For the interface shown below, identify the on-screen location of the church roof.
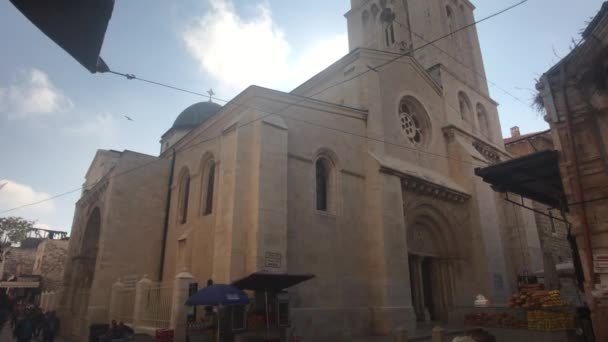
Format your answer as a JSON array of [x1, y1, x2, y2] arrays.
[[172, 101, 222, 130]]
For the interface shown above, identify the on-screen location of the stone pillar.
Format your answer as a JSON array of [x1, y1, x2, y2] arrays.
[[40, 292, 47, 311], [170, 270, 195, 342], [431, 326, 444, 342], [365, 170, 415, 335], [134, 275, 153, 329], [108, 279, 125, 322], [47, 291, 55, 311]]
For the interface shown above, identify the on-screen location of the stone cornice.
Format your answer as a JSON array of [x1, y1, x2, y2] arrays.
[[380, 166, 470, 203], [472, 140, 501, 164], [443, 124, 509, 163]]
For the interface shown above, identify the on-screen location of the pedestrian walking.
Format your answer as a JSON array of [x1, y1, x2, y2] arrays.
[[42, 311, 60, 342], [14, 313, 34, 342]]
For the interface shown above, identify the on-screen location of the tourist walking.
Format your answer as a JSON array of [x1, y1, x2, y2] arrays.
[[42, 311, 60, 342], [13, 313, 34, 342]]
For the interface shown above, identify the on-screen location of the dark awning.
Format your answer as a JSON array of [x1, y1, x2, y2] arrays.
[[474, 150, 566, 209], [10, 0, 115, 73], [231, 272, 315, 292]]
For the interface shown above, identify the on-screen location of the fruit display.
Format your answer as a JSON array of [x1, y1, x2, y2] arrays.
[[508, 289, 568, 308], [527, 309, 575, 332], [466, 289, 575, 332], [540, 290, 565, 307]]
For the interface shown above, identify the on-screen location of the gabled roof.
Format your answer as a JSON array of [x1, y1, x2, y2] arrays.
[[504, 129, 551, 145]]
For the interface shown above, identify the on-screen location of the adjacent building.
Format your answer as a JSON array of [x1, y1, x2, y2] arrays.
[[536, 2, 608, 339]]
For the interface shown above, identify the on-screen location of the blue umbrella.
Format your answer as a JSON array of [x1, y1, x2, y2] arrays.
[[185, 284, 249, 306], [186, 284, 249, 342]]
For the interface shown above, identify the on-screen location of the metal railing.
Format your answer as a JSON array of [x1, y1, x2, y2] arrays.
[[114, 286, 136, 324], [139, 283, 173, 328]]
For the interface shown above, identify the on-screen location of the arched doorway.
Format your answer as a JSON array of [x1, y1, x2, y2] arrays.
[[406, 205, 455, 323], [68, 208, 101, 316], [80, 207, 101, 288]]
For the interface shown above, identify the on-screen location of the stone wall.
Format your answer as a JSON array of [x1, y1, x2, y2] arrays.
[[33, 240, 69, 291], [532, 202, 572, 265], [2, 247, 37, 279]]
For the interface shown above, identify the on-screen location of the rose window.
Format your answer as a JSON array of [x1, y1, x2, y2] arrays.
[[399, 102, 423, 146]]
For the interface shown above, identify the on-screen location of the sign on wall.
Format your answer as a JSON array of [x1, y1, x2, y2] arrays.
[[264, 252, 282, 269]]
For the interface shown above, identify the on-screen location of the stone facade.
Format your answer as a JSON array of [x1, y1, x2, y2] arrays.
[[32, 239, 69, 291], [537, 2, 608, 339], [60, 1, 543, 340], [1, 246, 37, 279]]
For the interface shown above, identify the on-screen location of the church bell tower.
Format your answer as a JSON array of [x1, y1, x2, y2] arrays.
[[346, 0, 415, 54], [346, 0, 488, 95]]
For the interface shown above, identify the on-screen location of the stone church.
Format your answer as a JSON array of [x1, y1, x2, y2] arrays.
[[60, 0, 543, 340]]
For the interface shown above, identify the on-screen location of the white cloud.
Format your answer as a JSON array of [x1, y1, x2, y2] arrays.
[[0, 68, 73, 119], [0, 179, 54, 215], [65, 113, 120, 146], [182, 0, 348, 93]]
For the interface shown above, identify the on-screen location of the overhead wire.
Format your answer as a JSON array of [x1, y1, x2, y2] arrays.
[[392, 17, 533, 108], [0, 0, 529, 214]]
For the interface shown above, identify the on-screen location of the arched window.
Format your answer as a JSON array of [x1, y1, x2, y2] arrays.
[[385, 22, 396, 47], [315, 157, 335, 212], [202, 160, 216, 215], [362, 10, 370, 27], [458, 92, 472, 123], [446, 5, 457, 37], [477, 103, 489, 137], [178, 169, 190, 224], [371, 4, 380, 22]]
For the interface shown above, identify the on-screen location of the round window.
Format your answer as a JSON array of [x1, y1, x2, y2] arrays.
[[398, 97, 429, 147]]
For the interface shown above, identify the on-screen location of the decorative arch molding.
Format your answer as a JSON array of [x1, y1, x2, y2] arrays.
[[403, 201, 462, 258]]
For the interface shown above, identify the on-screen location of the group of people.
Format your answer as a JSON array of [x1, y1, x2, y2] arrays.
[[0, 294, 60, 342], [100, 320, 134, 342], [12, 307, 60, 342]]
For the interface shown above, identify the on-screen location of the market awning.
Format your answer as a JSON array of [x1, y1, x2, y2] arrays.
[[474, 150, 566, 209], [231, 272, 315, 292], [9, 0, 115, 73], [0, 281, 40, 289]]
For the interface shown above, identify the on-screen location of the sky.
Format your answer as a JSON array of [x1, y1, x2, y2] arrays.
[[0, 0, 604, 232]]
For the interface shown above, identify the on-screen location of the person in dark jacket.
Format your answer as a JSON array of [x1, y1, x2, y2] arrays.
[[42, 311, 60, 342], [14, 313, 34, 342]]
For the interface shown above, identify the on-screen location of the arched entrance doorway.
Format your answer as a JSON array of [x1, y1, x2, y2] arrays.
[[406, 205, 455, 323], [79, 207, 101, 289], [67, 207, 101, 334]]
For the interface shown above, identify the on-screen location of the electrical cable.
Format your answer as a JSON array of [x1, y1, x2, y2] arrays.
[[0, 0, 529, 214], [392, 17, 533, 108]]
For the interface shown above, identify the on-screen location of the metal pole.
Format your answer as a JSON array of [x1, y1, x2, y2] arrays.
[[217, 305, 221, 342], [265, 290, 270, 339]]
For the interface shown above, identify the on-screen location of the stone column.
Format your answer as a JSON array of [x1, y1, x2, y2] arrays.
[[108, 279, 125, 322], [431, 326, 444, 342], [40, 292, 48, 311], [134, 275, 153, 329], [170, 269, 195, 342], [48, 291, 56, 311]]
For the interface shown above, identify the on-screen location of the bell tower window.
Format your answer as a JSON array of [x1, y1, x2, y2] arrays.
[[385, 23, 396, 47]]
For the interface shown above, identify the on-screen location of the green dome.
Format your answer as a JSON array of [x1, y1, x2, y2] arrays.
[[172, 101, 222, 129]]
